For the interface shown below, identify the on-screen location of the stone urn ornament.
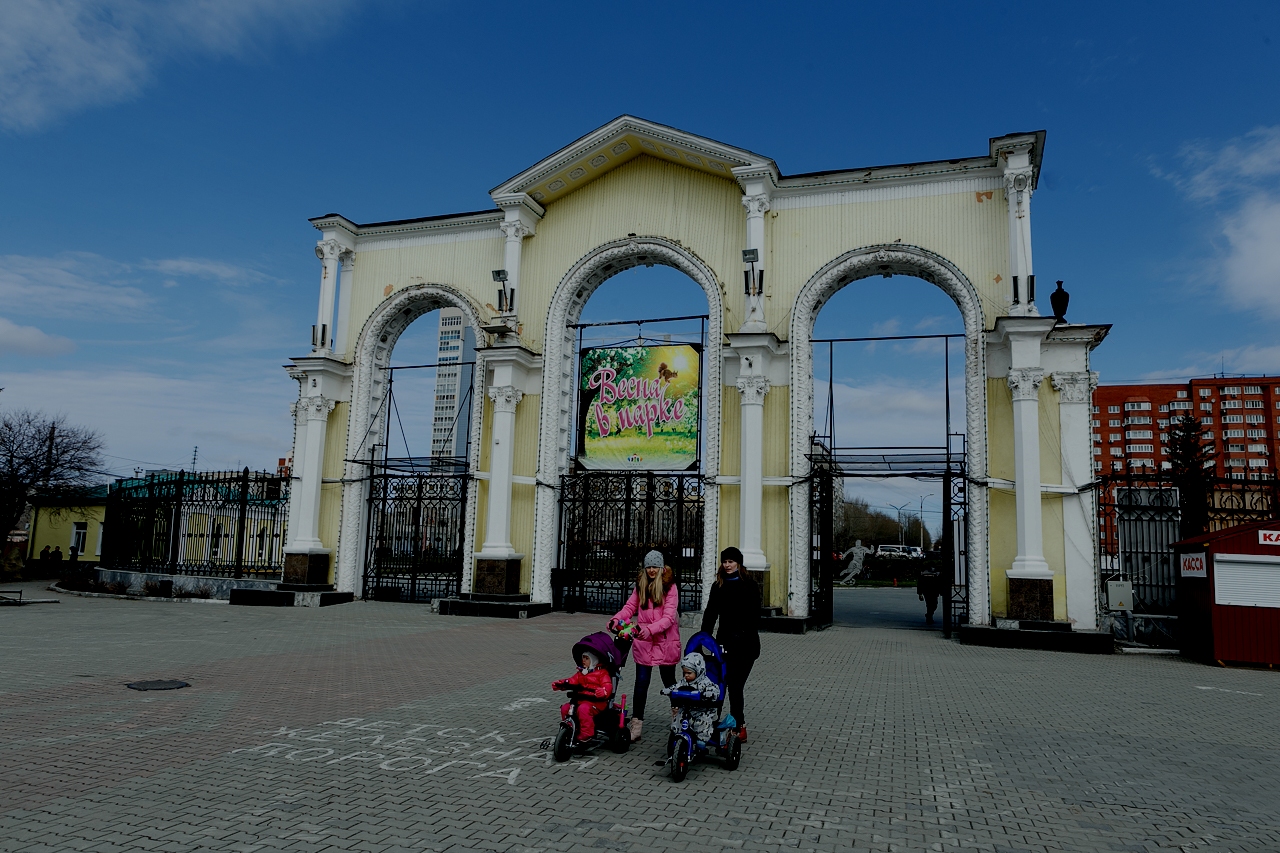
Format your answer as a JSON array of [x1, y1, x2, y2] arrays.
[[1050, 280, 1069, 323]]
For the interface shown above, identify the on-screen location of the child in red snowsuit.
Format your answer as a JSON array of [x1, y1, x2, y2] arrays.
[[553, 651, 613, 739]]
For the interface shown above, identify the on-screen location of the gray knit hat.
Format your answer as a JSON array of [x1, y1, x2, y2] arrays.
[[643, 549, 664, 569]]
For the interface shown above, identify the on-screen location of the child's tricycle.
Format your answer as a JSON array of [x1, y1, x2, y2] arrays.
[[664, 632, 742, 781], [545, 631, 632, 761]]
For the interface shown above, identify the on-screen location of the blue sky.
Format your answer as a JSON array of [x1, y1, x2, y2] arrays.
[[1, 1, 1278, 491]]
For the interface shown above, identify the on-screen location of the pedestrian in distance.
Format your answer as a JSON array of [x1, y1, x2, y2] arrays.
[[609, 549, 681, 743], [917, 567, 942, 625], [51, 546, 63, 562], [700, 546, 760, 742], [39, 545, 50, 561]]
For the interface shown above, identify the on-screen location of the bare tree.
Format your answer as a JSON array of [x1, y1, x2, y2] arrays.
[[0, 409, 105, 543]]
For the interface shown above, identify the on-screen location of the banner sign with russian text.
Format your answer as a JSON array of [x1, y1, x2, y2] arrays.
[[577, 344, 700, 470]]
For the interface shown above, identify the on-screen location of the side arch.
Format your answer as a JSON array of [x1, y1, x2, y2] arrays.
[[788, 244, 990, 624], [530, 236, 725, 605], [335, 284, 488, 596]]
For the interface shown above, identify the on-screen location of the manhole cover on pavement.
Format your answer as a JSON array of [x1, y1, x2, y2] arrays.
[[126, 680, 189, 691]]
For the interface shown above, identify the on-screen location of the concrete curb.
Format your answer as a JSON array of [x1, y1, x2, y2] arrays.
[[48, 583, 229, 605]]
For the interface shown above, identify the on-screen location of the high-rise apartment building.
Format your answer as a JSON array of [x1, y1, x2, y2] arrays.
[[430, 308, 476, 458], [1091, 378, 1277, 481]]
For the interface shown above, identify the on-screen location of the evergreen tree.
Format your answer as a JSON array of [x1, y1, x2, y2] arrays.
[[1166, 414, 1215, 539]]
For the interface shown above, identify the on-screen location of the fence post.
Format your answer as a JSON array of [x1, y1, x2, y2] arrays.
[[942, 466, 953, 638], [233, 467, 250, 580], [168, 470, 185, 573]]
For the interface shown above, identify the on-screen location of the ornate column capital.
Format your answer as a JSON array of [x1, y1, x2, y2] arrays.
[[1004, 168, 1035, 208], [301, 394, 337, 422], [1050, 371, 1096, 404], [488, 384, 524, 414], [315, 238, 343, 262], [741, 193, 771, 217], [1007, 368, 1044, 402], [499, 220, 535, 242], [736, 374, 771, 405], [338, 248, 355, 271]]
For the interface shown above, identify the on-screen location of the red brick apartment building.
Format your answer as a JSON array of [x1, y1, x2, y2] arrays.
[[1091, 378, 1278, 481]]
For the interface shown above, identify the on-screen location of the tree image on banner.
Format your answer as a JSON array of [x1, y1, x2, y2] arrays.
[[578, 345, 699, 470]]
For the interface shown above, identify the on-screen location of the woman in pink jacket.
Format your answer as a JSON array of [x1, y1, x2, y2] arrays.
[[609, 549, 681, 742]]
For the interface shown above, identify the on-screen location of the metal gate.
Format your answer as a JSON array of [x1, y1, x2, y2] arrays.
[[556, 471, 704, 613], [808, 444, 969, 635], [363, 461, 468, 602], [101, 468, 288, 578]]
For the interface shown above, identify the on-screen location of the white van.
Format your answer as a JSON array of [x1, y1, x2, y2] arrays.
[[877, 545, 909, 558]]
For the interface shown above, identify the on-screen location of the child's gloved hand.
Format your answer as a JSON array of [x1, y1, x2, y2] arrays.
[[659, 686, 672, 696], [632, 625, 646, 640], [595, 687, 609, 698], [607, 618, 620, 632]]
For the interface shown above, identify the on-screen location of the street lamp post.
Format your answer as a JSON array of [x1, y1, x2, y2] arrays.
[[919, 494, 934, 549], [888, 502, 911, 548]]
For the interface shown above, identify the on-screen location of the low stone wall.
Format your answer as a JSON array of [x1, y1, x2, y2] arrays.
[[92, 568, 278, 601]]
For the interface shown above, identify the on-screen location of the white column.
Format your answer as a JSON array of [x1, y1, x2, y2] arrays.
[[1003, 144, 1038, 316], [287, 392, 335, 552], [741, 193, 769, 333], [285, 397, 307, 544], [499, 221, 532, 315], [737, 374, 770, 570], [314, 239, 341, 349], [478, 384, 523, 558], [1007, 367, 1051, 579], [1054, 370, 1099, 629], [333, 249, 355, 355]]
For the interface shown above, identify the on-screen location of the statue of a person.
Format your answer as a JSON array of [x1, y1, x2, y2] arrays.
[[839, 540, 872, 583]]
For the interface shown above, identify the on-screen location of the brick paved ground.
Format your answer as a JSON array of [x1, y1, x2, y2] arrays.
[[2, 581, 1279, 852]]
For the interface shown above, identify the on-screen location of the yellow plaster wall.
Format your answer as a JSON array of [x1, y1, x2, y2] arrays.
[[28, 505, 106, 561], [342, 236, 503, 362], [769, 188, 1009, 335], [985, 378, 1068, 618], [519, 155, 745, 351]]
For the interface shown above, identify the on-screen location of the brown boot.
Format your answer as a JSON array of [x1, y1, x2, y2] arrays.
[[627, 718, 643, 742]]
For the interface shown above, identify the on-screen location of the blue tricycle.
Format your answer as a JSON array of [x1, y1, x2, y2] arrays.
[[664, 632, 743, 781]]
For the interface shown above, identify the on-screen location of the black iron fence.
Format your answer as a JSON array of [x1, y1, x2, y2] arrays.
[[101, 469, 288, 578], [1098, 473, 1279, 616], [363, 464, 468, 602], [556, 471, 704, 613]]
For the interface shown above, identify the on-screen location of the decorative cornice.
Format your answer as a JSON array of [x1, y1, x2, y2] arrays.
[[488, 385, 524, 413], [736, 374, 771, 405], [1008, 367, 1045, 402]]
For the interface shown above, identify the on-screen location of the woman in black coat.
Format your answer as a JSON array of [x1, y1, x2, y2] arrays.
[[700, 546, 760, 742]]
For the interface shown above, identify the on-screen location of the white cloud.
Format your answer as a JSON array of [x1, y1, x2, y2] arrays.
[[0, 252, 150, 319], [144, 257, 273, 285], [1220, 196, 1280, 315], [0, 365, 295, 473], [815, 377, 966, 448], [0, 315, 75, 356], [1162, 126, 1280, 318], [0, 0, 352, 132]]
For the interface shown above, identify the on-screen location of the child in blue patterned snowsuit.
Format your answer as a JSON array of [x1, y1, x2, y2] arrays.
[[661, 651, 720, 742]]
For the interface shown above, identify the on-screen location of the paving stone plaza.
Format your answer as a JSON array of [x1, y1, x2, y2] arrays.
[[3, 585, 1279, 853]]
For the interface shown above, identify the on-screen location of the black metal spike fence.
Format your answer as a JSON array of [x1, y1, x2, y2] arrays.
[[101, 468, 289, 579], [556, 471, 705, 614], [1097, 472, 1279, 616]]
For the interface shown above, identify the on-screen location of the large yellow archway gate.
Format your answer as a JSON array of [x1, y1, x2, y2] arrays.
[[284, 116, 1107, 629]]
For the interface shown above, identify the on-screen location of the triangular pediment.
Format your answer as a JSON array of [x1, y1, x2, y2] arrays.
[[490, 115, 776, 206]]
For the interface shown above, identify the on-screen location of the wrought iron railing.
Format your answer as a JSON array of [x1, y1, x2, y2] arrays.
[[363, 464, 468, 602], [101, 469, 288, 578], [1097, 473, 1279, 617], [556, 471, 704, 614]]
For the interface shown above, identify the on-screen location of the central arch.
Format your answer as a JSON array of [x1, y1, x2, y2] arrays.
[[789, 244, 991, 624], [531, 236, 725, 605]]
